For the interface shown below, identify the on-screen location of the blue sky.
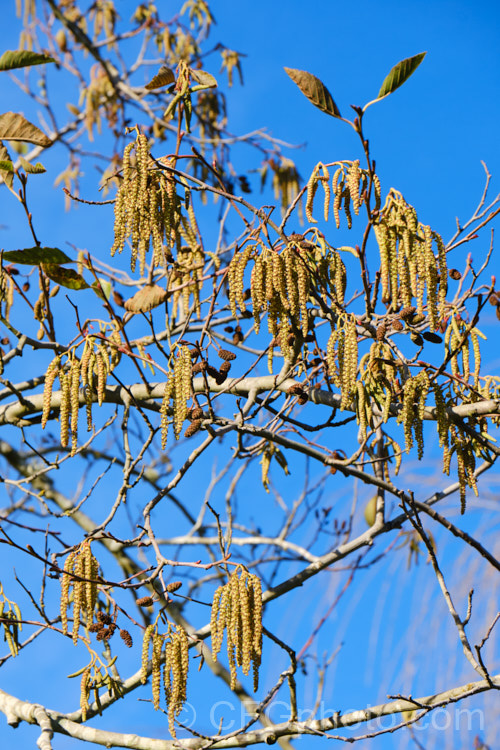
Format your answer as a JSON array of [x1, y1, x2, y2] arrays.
[[0, 2, 499, 749]]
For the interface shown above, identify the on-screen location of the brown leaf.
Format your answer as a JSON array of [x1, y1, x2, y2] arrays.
[[0, 112, 51, 147], [124, 284, 168, 313], [144, 66, 176, 90], [284, 68, 341, 118], [189, 69, 217, 88]]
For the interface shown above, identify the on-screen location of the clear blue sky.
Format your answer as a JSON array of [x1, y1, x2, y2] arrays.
[[0, 2, 499, 749]]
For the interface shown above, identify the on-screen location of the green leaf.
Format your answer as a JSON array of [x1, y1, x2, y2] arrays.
[[189, 68, 217, 88], [91, 278, 112, 300], [18, 156, 46, 174], [0, 112, 52, 147], [3, 247, 72, 264], [0, 159, 14, 172], [284, 67, 341, 118], [377, 52, 426, 99], [41, 264, 89, 290], [144, 65, 176, 90], [0, 50, 55, 72]]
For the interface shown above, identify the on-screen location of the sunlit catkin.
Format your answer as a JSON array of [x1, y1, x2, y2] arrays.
[[70, 355, 81, 456], [140, 624, 155, 684], [60, 543, 99, 644], [163, 624, 189, 737], [151, 632, 163, 710], [211, 567, 263, 691], [59, 369, 71, 448], [72, 552, 84, 645], [61, 549, 77, 635], [42, 356, 60, 429], [80, 668, 91, 722]]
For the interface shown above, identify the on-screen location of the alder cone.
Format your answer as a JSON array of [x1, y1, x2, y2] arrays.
[[166, 581, 182, 593], [184, 419, 202, 437], [120, 629, 133, 647], [136, 596, 154, 607], [218, 349, 236, 361]]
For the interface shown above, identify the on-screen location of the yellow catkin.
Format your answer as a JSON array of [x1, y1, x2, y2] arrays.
[[296, 254, 310, 338], [387, 229, 398, 306], [332, 168, 343, 229], [227, 252, 240, 318], [272, 252, 288, 311], [211, 585, 224, 660], [322, 173, 331, 221], [471, 329, 481, 389], [70, 355, 81, 456], [374, 190, 447, 321], [251, 254, 264, 333], [72, 552, 85, 645], [94, 350, 107, 406], [348, 160, 361, 214], [230, 569, 242, 668], [160, 373, 174, 449], [326, 329, 339, 387], [235, 245, 254, 313], [86, 350, 96, 394], [210, 569, 263, 693], [163, 625, 189, 736], [238, 572, 252, 675], [59, 369, 71, 448], [42, 356, 60, 429], [423, 224, 438, 330], [83, 542, 98, 624], [60, 544, 99, 644], [249, 573, 262, 656], [80, 668, 91, 722], [151, 632, 163, 711], [172, 346, 192, 439], [374, 224, 390, 304], [433, 231, 448, 317], [61, 549, 77, 635], [339, 316, 358, 410], [305, 168, 319, 223], [141, 624, 155, 684], [461, 331, 471, 384], [356, 380, 368, 437]]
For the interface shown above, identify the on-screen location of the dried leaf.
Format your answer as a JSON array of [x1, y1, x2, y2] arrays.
[[0, 112, 52, 147], [124, 284, 168, 313], [189, 69, 217, 88], [144, 66, 176, 90], [377, 52, 426, 99], [284, 67, 341, 118], [0, 50, 55, 72]]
